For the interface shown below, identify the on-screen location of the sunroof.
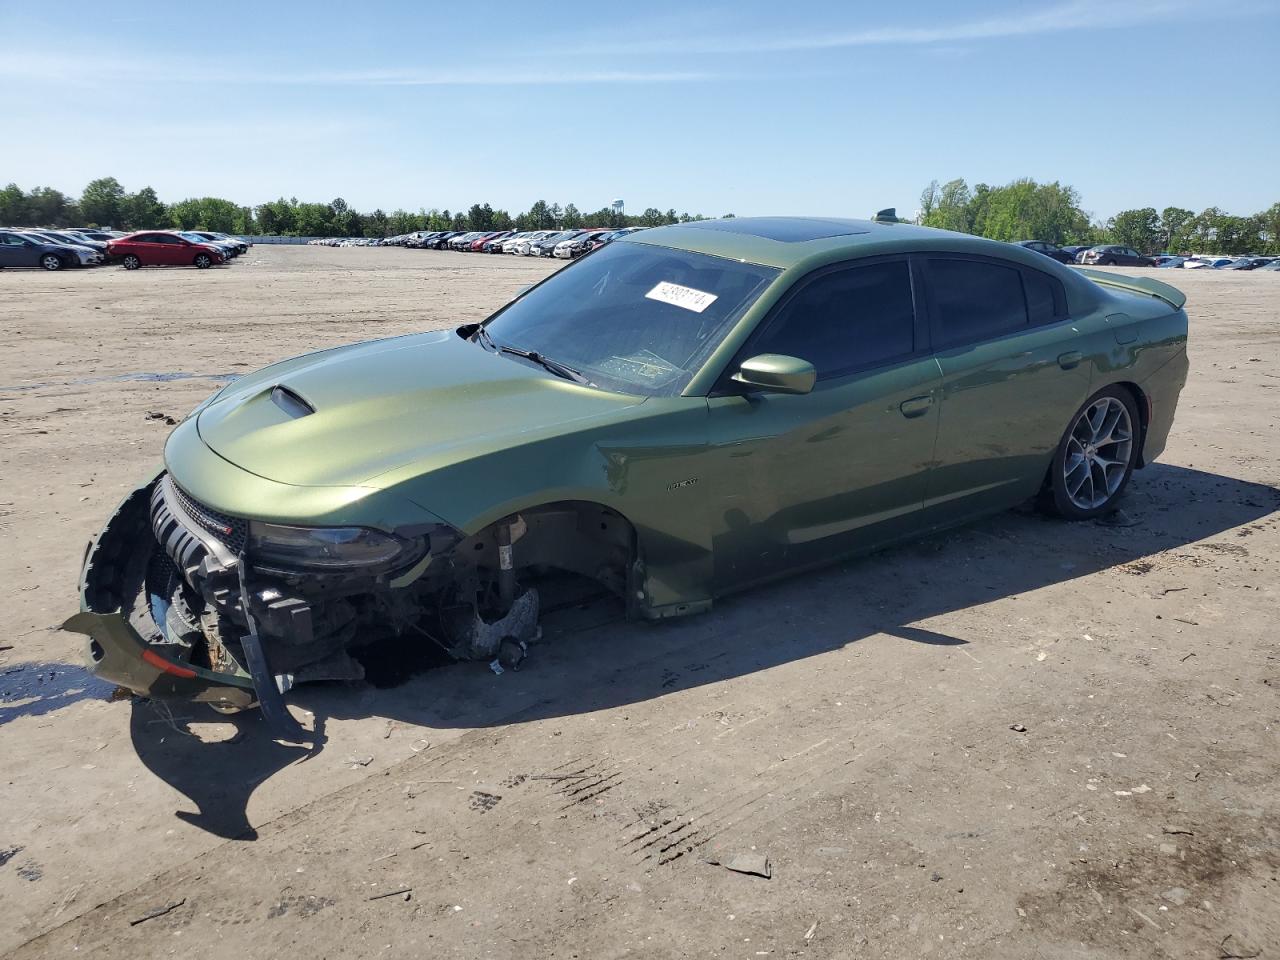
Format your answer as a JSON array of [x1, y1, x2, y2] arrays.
[[679, 217, 871, 243]]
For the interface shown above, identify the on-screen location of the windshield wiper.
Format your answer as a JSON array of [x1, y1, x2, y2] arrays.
[[498, 344, 593, 386]]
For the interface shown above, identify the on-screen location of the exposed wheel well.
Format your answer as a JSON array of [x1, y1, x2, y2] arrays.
[[459, 500, 639, 603], [1111, 380, 1150, 466]]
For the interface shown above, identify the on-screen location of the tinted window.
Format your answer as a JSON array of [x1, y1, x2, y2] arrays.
[[929, 259, 1028, 346], [1023, 270, 1059, 324], [751, 261, 916, 377], [483, 241, 779, 396]]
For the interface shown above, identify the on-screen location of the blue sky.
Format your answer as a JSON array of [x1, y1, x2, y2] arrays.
[[2, 0, 1277, 220]]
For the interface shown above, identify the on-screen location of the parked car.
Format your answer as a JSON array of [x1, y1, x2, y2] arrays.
[[0, 230, 95, 269], [554, 230, 613, 259], [107, 231, 227, 269], [1183, 257, 1235, 270], [1060, 245, 1091, 261], [1014, 240, 1076, 264], [529, 230, 579, 257], [67, 216, 1188, 735], [1258, 260, 1280, 271], [1155, 256, 1188, 268], [481, 232, 515, 253], [1221, 257, 1272, 270], [184, 231, 245, 257], [27, 230, 110, 255], [470, 231, 510, 252], [1078, 245, 1155, 267], [505, 232, 545, 254]]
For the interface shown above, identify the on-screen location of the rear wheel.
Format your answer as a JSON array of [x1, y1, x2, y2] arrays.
[[1102, 258, 1116, 266], [193, 253, 212, 269], [122, 254, 141, 270], [1043, 386, 1140, 519], [41, 253, 64, 271]]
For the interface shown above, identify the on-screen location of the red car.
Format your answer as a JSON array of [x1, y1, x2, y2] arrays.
[[107, 231, 226, 270], [468, 231, 508, 252]]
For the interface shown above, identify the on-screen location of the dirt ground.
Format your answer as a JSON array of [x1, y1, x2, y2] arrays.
[[1, 246, 1277, 959]]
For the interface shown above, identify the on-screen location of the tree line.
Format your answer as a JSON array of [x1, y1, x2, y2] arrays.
[[4, 175, 1275, 254], [0, 177, 723, 238], [919, 178, 1280, 255]]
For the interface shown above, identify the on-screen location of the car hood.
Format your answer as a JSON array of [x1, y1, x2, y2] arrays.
[[195, 330, 645, 487]]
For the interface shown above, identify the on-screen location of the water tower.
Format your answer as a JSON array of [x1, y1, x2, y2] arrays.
[[611, 199, 625, 217]]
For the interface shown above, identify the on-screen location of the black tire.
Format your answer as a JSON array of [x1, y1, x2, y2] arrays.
[[193, 253, 212, 269], [1041, 385, 1141, 520], [41, 253, 64, 271], [1102, 258, 1116, 266], [122, 254, 141, 270]]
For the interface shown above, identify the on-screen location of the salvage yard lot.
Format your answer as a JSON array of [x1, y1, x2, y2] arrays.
[[1, 246, 1277, 958]]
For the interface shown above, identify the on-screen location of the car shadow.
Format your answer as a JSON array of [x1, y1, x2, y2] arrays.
[[128, 463, 1279, 838]]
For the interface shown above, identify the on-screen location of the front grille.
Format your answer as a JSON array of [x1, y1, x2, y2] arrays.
[[171, 483, 248, 554]]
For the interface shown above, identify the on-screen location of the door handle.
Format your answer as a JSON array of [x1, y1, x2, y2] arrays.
[[899, 395, 933, 419], [1057, 351, 1083, 370]]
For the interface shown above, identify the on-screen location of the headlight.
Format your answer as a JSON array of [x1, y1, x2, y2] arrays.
[[248, 522, 425, 571]]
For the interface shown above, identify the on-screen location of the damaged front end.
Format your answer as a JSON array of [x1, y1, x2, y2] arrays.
[[66, 472, 632, 738]]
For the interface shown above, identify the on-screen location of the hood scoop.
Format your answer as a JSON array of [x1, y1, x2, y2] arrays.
[[270, 385, 315, 419]]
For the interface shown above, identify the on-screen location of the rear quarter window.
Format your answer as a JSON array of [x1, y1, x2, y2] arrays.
[[928, 258, 1028, 347]]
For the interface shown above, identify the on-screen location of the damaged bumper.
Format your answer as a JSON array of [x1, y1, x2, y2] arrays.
[[64, 470, 544, 724]]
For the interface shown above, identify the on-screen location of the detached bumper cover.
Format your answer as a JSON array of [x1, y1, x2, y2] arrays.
[[64, 475, 257, 707]]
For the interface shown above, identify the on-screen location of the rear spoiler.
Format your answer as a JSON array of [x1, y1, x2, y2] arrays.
[[1074, 267, 1187, 311]]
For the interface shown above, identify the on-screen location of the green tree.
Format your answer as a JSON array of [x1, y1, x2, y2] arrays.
[[921, 178, 972, 233], [119, 186, 167, 230], [1106, 207, 1161, 253], [0, 183, 27, 224], [168, 198, 202, 230], [25, 186, 75, 226], [79, 177, 126, 227], [1159, 206, 1195, 253], [467, 202, 494, 231], [526, 200, 553, 229], [1257, 202, 1280, 255], [561, 203, 582, 228]]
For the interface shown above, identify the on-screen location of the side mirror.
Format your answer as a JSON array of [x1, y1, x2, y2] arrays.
[[731, 354, 816, 396]]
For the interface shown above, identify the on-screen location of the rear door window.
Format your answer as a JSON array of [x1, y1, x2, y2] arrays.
[[927, 258, 1029, 347]]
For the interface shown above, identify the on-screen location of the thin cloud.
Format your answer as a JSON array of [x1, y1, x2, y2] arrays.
[[555, 0, 1197, 55], [0, 52, 710, 87]]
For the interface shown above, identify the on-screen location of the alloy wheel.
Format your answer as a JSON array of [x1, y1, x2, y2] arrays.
[[1063, 396, 1133, 510]]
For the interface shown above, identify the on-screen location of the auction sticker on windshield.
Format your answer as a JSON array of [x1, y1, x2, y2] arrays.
[[645, 281, 719, 314]]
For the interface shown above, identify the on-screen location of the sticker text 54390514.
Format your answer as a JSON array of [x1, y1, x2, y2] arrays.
[[645, 281, 719, 314]]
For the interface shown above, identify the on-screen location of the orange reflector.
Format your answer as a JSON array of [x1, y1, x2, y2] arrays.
[[141, 649, 197, 679]]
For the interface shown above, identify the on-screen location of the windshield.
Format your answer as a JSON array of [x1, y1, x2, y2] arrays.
[[180, 232, 206, 242], [481, 240, 780, 396]]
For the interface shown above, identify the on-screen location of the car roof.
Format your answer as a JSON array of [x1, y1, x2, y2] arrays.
[[623, 216, 1051, 270]]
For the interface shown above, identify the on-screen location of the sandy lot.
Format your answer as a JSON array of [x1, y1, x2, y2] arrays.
[[1, 246, 1277, 959]]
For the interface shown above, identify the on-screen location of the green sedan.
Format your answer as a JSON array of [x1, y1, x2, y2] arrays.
[[66, 216, 1188, 736]]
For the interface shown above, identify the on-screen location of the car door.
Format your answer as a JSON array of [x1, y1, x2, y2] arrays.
[[0, 232, 30, 267], [920, 254, 1091, 522], [152, 234, 186, 264], [706, 257, 942, 591]]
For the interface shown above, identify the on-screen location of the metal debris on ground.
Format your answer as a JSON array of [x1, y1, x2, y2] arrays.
[[804, 920, 819, 941], [703, 852, 772, 879], [347, 755, 373, 768], [129, 898, 186, 925], [367, 887, 412, 901], [1219, 934, 1262, 959], [1010, 723, 1027, 733]]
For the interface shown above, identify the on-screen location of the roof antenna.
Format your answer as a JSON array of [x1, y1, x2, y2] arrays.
[[872, 208, 898, 223]]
